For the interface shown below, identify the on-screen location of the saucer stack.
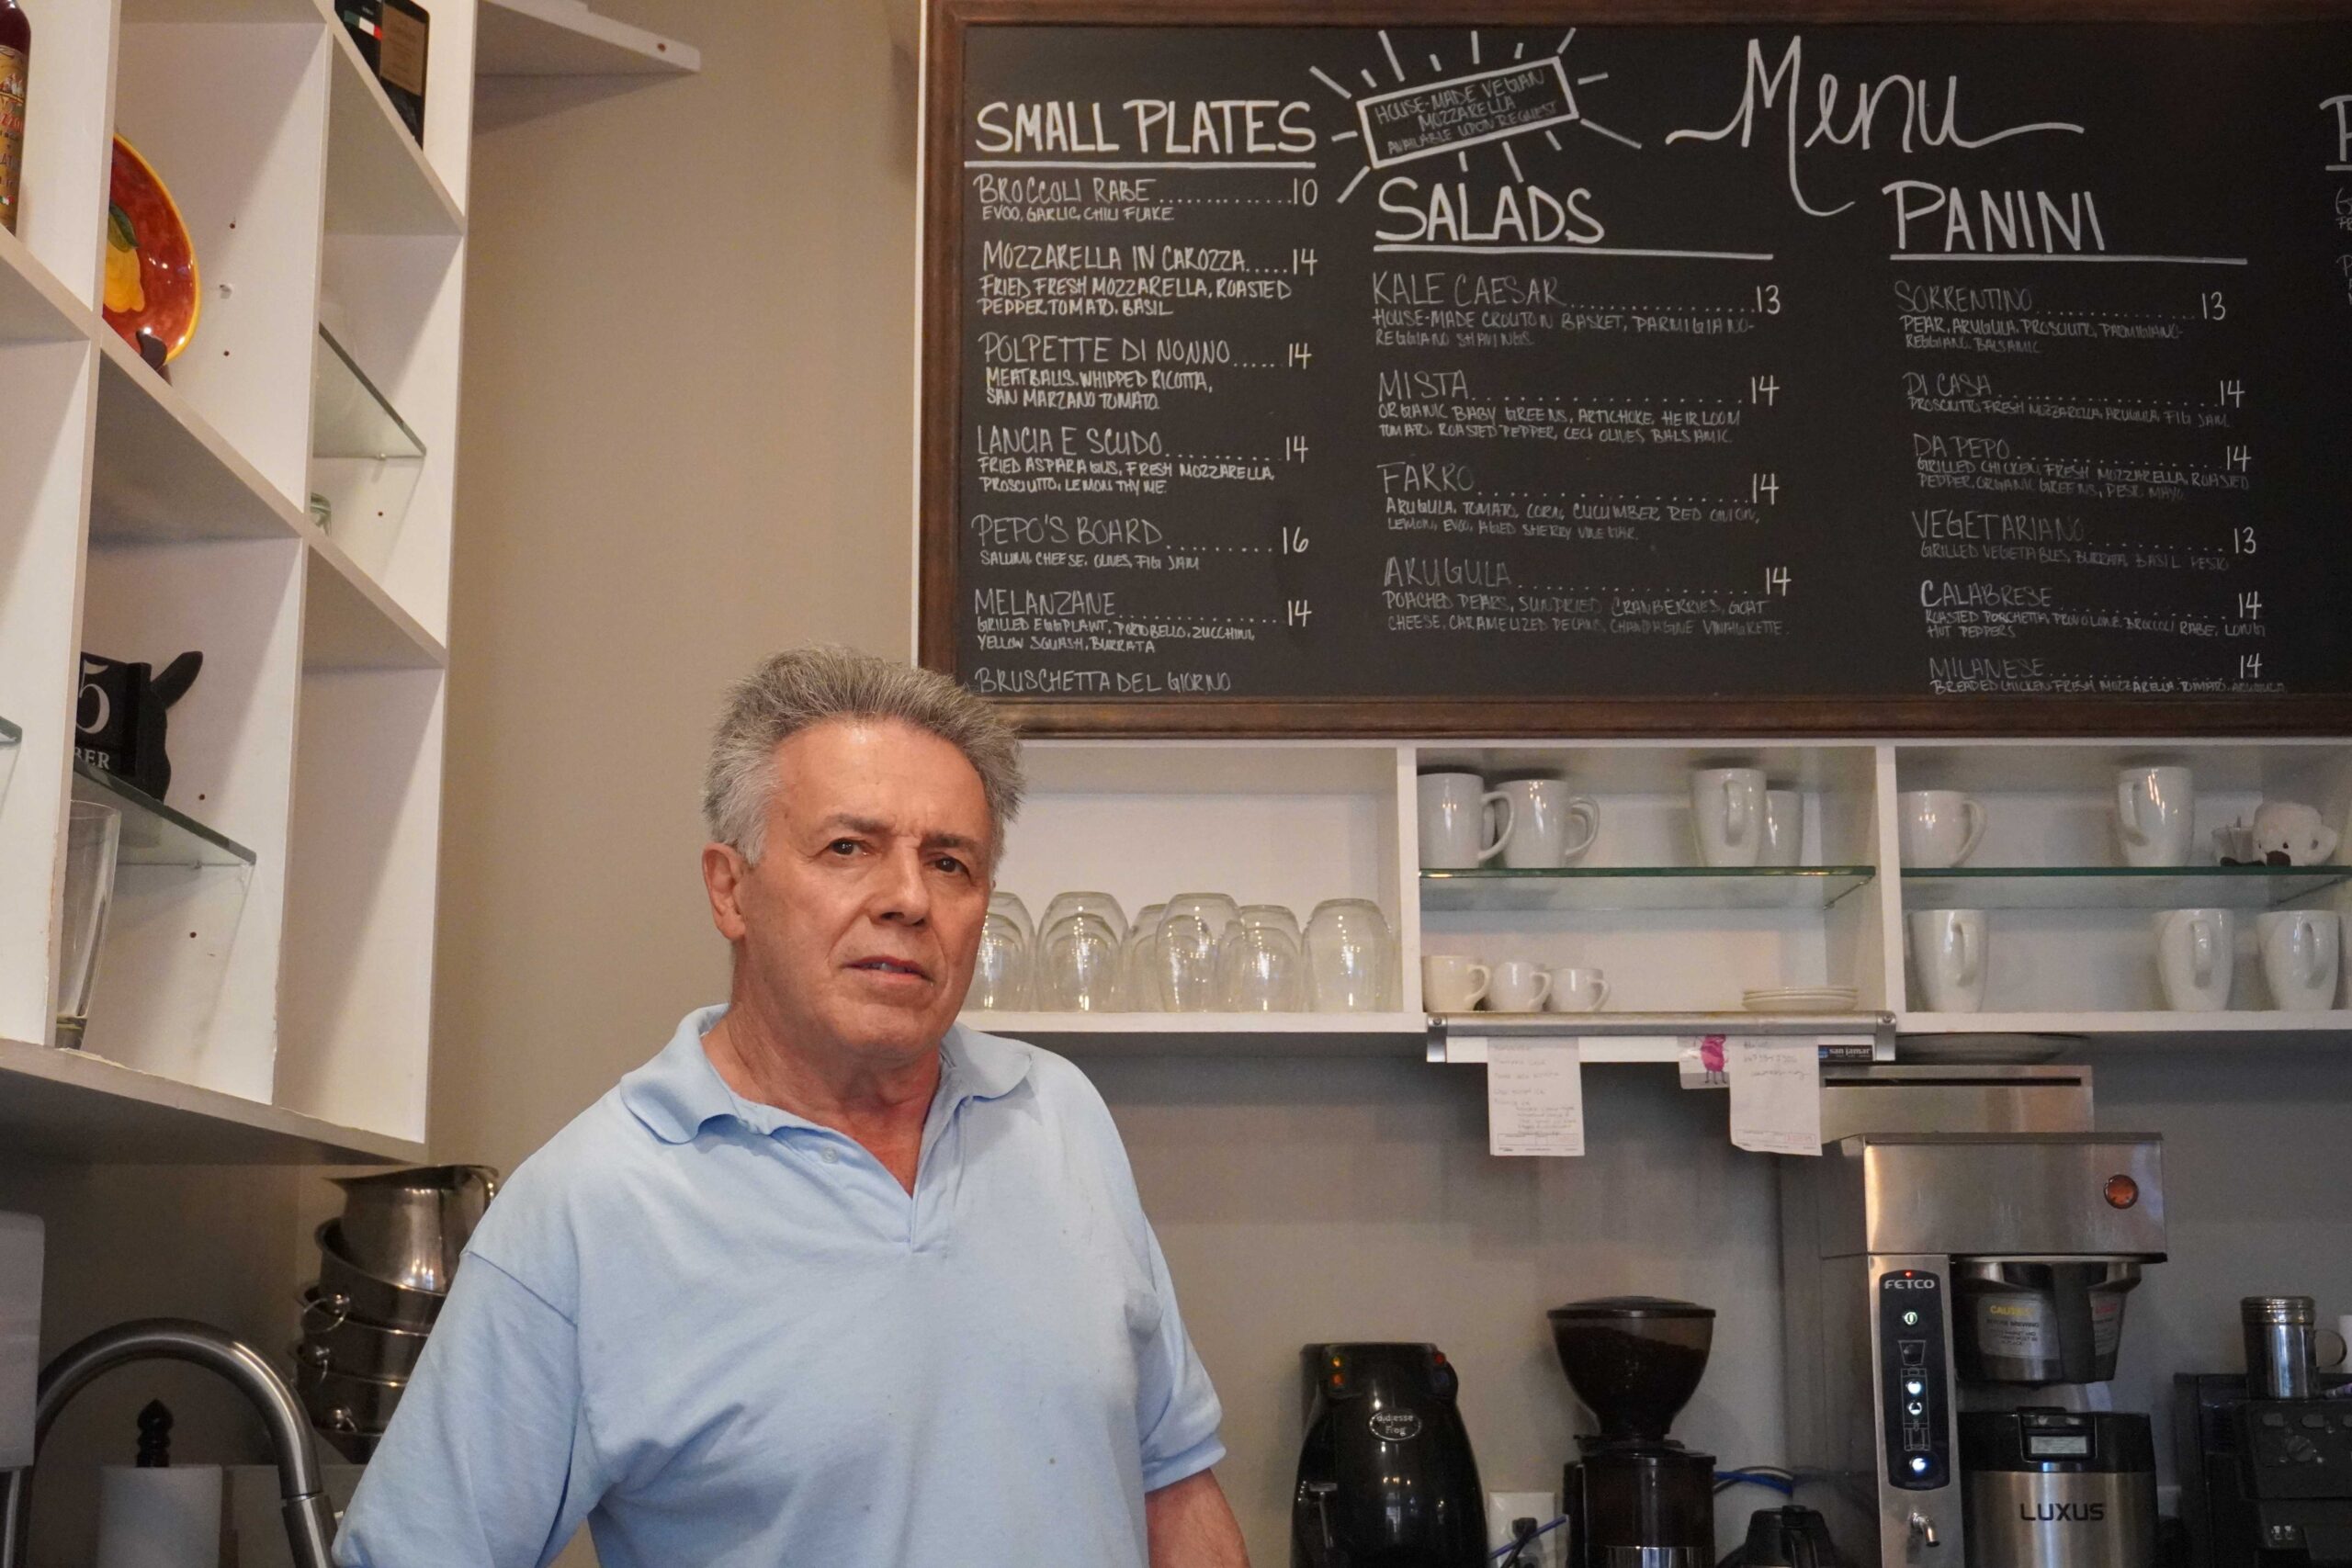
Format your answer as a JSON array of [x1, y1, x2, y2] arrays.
[[1742, 986, 1859, 1014], [294, 1165, 496, 1462]]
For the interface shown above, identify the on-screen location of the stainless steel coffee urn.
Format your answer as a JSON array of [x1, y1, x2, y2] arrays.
[[1960, 1409, 2159, 1568], [1778, 1067, 2167, 1568]]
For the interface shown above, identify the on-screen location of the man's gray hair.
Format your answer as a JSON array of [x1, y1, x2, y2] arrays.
[[702, 647, 1023, 867]]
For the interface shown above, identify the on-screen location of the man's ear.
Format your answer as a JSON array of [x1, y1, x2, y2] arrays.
[[702, 842, 752, 942]]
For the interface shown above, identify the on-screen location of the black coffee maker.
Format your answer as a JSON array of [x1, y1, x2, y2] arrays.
[[1549, 1297, 1718, 1568], [1293, 1342, 1487, 1567]]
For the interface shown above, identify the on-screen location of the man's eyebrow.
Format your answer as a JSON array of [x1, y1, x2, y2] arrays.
[[815, 815, 985, 855]]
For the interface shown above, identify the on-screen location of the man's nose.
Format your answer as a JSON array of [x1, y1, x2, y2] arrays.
[[870, 845, 932, 923]]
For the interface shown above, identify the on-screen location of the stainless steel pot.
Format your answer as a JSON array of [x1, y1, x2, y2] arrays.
[[1951, 1258, 2143, 1384], [294, 1357, 401, 1461], [331, 1165, 498, 1294], [298, 1288, 431, 1381], [314, 1221, 445, 1332]]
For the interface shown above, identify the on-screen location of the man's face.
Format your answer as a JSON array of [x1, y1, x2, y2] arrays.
[[707, 719, 994, 1065]]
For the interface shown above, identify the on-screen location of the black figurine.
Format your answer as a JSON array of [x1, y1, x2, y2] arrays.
[[76, 649, 202, 800], [134, 1398, 174, 1468]]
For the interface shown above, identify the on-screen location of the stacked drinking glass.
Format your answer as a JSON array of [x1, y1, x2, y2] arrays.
[[969, 891, 1396, 1014]]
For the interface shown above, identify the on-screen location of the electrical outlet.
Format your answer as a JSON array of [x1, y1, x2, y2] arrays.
[[1487, 1490, 1564, 1568]]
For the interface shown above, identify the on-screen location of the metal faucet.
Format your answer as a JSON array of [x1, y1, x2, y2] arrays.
[[0, 1318, 337, 1568]]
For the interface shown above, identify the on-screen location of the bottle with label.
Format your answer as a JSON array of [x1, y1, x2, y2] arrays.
[[0, 1, 27, 235]]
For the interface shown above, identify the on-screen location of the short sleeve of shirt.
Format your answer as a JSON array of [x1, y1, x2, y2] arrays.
[[335, 1210, 608, 1567], [1133, 1221, 1226, 1492]]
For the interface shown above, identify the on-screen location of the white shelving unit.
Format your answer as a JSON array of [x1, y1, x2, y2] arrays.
[[963, 738, 2352, 1056], [0, 0, 480, 1165]]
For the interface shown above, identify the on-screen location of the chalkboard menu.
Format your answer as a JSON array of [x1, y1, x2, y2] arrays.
[[917, 3, 2352, 736]]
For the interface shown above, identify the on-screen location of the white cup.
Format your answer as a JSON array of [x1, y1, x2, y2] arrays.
[[1690, 767, 1767, 868], [1897, 790, 1986, 869], [2154, 908, 2234, 1011], [1497, 780, 1599, 869], [1420, 954, 1490, 1013], [1419, 773, 1513, 870], [1907, 908, 1987, 1013], [2342, 917, 2352, 1008], [1546, 967, 1610, 1012], [1761, 789, 1804, 867], [1486, 960, 1553, 1012], [2257, 910, 2340, 1012], [2116, 765, 2195, 868]]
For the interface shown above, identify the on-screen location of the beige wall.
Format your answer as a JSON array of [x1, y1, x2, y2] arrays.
[[440, 6, 2352, 1562], [8, 6, 2351, 1567]]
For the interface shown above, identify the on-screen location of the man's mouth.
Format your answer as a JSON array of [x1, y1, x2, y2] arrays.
[[849, 957, 930, 981]]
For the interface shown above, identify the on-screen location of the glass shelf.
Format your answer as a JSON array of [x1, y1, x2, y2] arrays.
[[311, 324, 425, 462], [72, 761, 256, 870], [1421, 865, 1876, 913], [1901, 864, 2350, 911]]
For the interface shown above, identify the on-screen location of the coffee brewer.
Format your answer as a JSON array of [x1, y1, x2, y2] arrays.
[[1293, 1342, 1487, 1567], [1550, 1296, 1719, 1568], [1780, 1067, 2166, 1568]]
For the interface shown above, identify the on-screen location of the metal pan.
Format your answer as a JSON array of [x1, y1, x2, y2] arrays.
[[294, 1353, 406, 1437], [314, 1221, 445, 1332], [331, 1165, 499, 1293], [298, 1288, 431, 1381]]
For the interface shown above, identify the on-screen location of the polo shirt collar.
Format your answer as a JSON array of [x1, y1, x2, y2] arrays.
[[619, 1007, 1033, 1145], [939, 1022, 1033, 1106]]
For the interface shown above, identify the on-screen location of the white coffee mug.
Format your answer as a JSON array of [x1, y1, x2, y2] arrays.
[[1420, 954, 1490, 1013], [1498, 780, 1600, 869], [1897, 790, 1986, 869], [1907, 908, 1987, 1013], [1690, 768, 1767, 868], [2154, 908, 2234, 1012], [1486, 960, 1553, 1012], [1761, 789, 1804, 867], [1419, 773, 1513, 870], [2117, 765, 2195, 868], [1546, 967, 1610, 1012], [2257, 910, 2340, 1012]]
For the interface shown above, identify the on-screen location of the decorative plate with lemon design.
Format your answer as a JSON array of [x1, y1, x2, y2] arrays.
[[102, 135, 199, 364]]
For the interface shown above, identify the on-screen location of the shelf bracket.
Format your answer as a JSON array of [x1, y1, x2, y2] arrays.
[[1426, 1011, 1896, 1066]]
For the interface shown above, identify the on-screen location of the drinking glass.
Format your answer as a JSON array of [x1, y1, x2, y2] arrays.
[[1220, 906, 1304, 1011], [967, 911, 1032, 1011], [1038, 911, 1121, 1011], [55, 801, 122, 1046], [1305, 898, 1395, 1013], [989, 890, 1035, 951], [1155, 892, 1238, 1012], [1042, 891, 1126, 946], [1116, 903, 1167, 1011]]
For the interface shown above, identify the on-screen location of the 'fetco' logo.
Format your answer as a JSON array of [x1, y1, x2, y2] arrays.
[[1369, 1411, 1424, 1443], [2021, 1503, 2107, 1523], [1886, 1278, 1938, 1291]]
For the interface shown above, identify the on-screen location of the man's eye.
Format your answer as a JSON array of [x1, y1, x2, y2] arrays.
[[828, 840, 861, 856], [933, 856, 968, 875]]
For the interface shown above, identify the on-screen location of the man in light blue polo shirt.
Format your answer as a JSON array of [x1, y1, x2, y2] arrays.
[[336, 649, 1248, 1568]]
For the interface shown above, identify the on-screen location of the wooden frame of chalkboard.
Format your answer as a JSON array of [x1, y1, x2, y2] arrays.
[[919, 0, 2352, 737]]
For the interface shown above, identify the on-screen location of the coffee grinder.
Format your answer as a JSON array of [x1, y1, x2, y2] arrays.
[[1550, 1296, 1719, 1568], [1779, 1103, 2166, 1568]]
